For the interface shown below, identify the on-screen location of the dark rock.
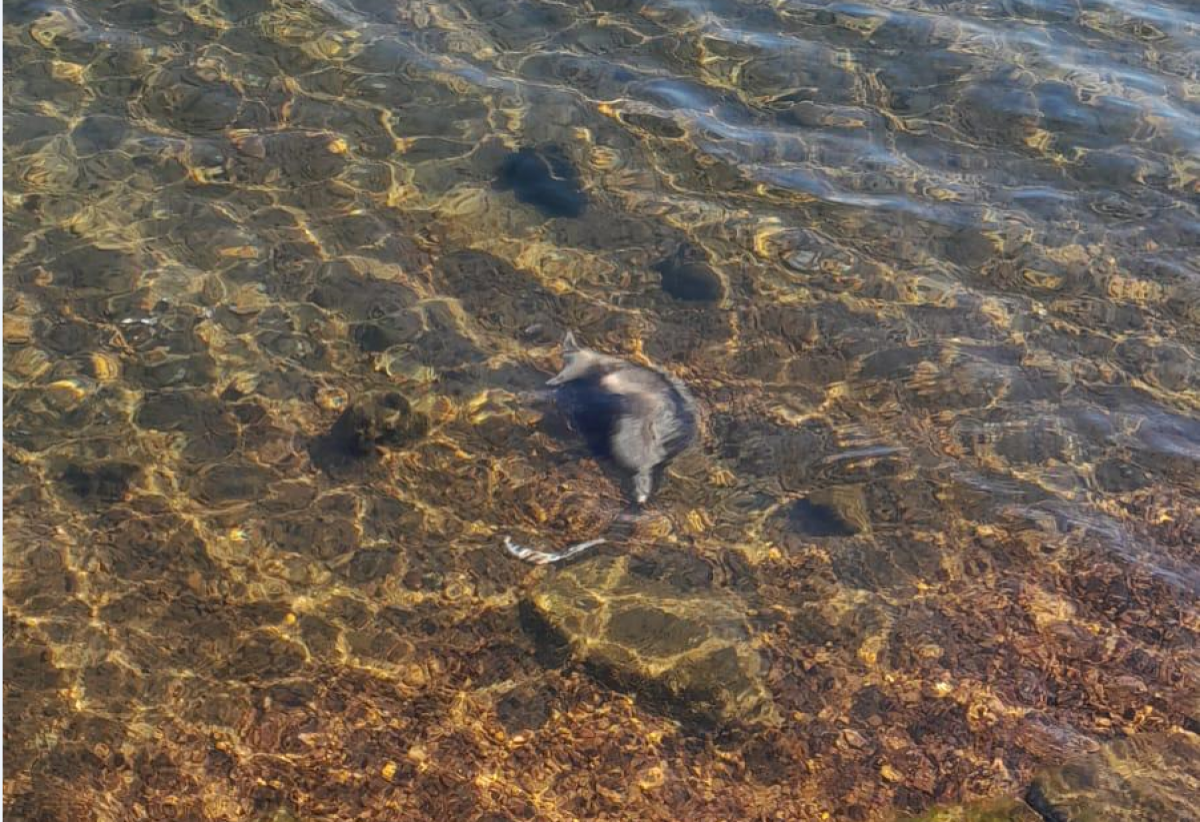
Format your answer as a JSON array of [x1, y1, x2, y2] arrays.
[[59, 462, 140, 507], [653, 245, 724, 303], [787, 496, 860, 537], [786, 486, 868, 537], [127, 354, 216, 390], [331, 392, 427, 453], [350, 315, 421, 352], [46, 244, 140, 294], [309, 391, 429, 473], [71, 114, 128, 154], [495, 146, 587, 218], [141, 68, 242, 134], [1025, 730, 1200, 822], [40, 320, 96, 354], [524, 553, 775, 727], [261, 679, 318, 708], [256, 330, 326, 369], [344, 549, 397, 584], [1094, 459, 1152, 493]]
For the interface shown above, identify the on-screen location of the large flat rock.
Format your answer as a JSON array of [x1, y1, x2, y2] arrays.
[[901, 797, 1042, 822], [1026, 730, 1200, 821], [524, 552, 776, 728]]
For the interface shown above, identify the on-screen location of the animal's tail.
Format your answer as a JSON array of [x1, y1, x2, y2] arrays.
[[502, 510, 641, 565]]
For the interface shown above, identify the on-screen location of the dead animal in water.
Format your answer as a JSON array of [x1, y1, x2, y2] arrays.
[[504, 332, 698, 565]]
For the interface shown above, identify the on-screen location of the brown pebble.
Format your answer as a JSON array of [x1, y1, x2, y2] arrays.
[[316, 386, 349, 411], [4, 315, 34, 344]]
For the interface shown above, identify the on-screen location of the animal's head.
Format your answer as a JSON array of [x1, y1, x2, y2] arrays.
[[546, 331, 606, 385]]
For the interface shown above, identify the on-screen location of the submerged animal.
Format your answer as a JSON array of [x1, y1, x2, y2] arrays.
[[504, 332, 699, 565]]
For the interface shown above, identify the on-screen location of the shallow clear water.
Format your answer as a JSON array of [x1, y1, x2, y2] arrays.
[[4, 0, 1198, 819]]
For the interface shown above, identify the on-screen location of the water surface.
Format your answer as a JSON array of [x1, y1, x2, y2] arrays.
[[4, 0, 1198, 819]]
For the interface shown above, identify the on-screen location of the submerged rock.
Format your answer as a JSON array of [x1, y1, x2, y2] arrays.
[[901, 797, 1041, 822], [309, 391, 428, 473], [787, 490, 865, 537], [524, 553, 775, 727], [653, 245, 724, 303], [495, 146, 587, 218], [1025, 730, 1200, 822], [59, 461, 140, 507]]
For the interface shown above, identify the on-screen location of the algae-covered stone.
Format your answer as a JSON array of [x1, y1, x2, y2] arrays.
[[525, 553, 775, 727], [308, 391, 429, 474], [1026, 730, 1200, 822], [901, 797, 1041, 822]]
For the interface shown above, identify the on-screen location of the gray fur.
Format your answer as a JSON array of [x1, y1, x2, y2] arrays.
[[503, 333, 698, 564]]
